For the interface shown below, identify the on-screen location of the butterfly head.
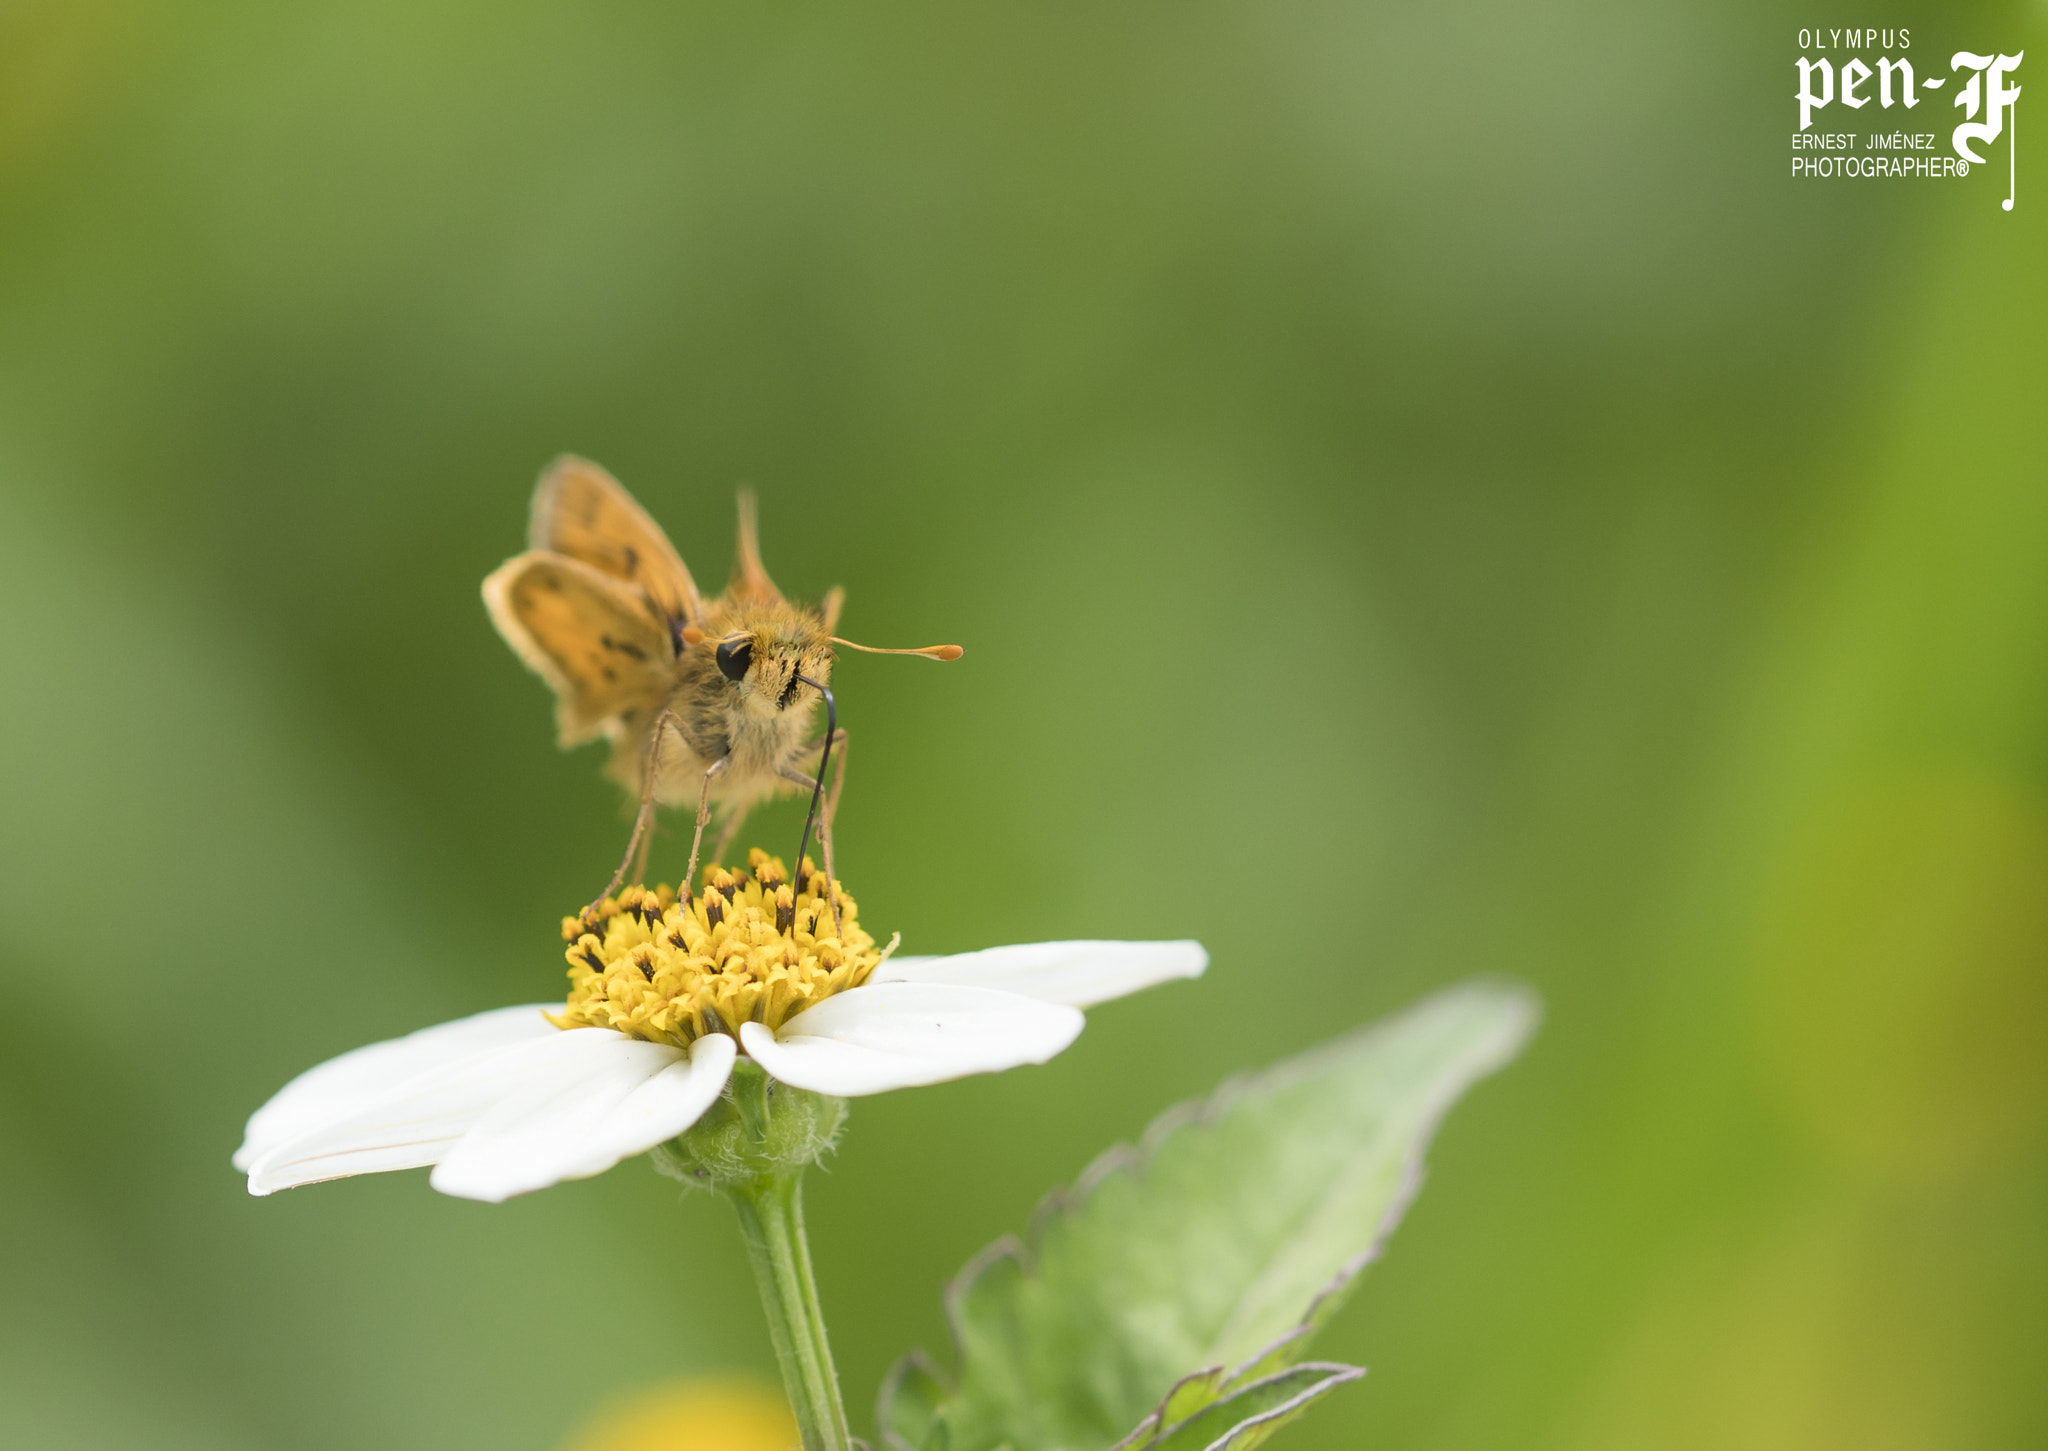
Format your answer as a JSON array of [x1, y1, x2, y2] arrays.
[[702, 612, 836, 716]]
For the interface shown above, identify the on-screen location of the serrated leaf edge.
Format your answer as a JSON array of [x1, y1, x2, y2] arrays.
[[1103, 1369, 1219, 1451], [877, 1346, 955, 1451], [942, 980, 1538, 1368], [1182, 1363, 1365, 1451], [885, 981, 1538, 1451], [1109, 1358, 1366, 1451], [1103, 1326, 1321, 1451]]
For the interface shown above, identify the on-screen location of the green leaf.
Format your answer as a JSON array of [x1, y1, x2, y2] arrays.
[[1114, 1328, 1316, 1439], [876, 1351, 951, 1451], [1113, 1362, 1365, 1451], [877, 980, 1538, 1451]]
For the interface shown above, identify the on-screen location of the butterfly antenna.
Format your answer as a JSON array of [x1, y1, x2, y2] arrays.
[[829, 637, 964, 661]]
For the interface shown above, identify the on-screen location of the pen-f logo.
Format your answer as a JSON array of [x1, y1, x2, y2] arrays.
[[1951, 51, 2022, 209], [1793, 44, 2021, 210], [1951, 51, 2022, 161]]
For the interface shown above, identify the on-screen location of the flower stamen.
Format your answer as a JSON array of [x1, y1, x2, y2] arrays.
[[551, 849, 892, 1044]]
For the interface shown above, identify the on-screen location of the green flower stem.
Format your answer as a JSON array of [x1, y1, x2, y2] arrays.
[[654, 1065, 852, 1450], [729, 1170, 853, 1451]]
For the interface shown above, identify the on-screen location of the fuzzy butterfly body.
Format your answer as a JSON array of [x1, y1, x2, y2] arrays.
[[484, 456, 959, 898]]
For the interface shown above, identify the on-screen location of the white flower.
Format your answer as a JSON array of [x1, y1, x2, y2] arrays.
[[237, 937, 1204, 1203]]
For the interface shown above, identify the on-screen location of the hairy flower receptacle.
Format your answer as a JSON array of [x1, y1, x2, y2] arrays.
[[653, 1061, 847, 1189], [653, 1059, 856, 1451]]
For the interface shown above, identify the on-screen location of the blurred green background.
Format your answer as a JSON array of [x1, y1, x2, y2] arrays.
[[3, 0, 2045, 1447]]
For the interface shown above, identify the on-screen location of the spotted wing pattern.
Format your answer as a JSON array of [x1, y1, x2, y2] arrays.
[[482, 552, 675, 746], [528, 455, 705, 626]]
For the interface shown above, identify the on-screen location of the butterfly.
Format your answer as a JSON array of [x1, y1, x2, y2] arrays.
[[483, 455, 960, 911]]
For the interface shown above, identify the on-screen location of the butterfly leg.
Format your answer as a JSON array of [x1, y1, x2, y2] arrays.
[[817, 731, 850, 932], [816, 808, 843, 940], [779, 755, 844, 938], [794, 728, 851, 830], [588, 709, 687, 914], [822, 728, 850, 828], [710, 800, 752, 871], [682, 755, 733, 897], [630, 820, 657, 886], [808, 730, 849, 924]]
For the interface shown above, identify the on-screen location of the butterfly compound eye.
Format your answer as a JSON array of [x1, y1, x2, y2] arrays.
[[715, 638, 755, 682]]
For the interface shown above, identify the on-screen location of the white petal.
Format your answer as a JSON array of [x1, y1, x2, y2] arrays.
[[740, 982, 1085, 1096], [871, 940, 1207, 1008], [245, 1028, 620, 1195], [592, 1032, 738, 1162], [235, 1004, 561, 1171], [429, 1033, 735, 1202]]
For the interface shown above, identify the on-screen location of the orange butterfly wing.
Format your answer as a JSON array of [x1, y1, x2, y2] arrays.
[[528, 455, 706, 625], [482, 552, 675, 746]]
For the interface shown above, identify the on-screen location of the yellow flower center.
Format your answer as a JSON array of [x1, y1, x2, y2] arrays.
[[551, 849, 893, 1043]]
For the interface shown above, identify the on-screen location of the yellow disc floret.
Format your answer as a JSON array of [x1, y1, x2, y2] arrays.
[[552, 850, 893, 1044]]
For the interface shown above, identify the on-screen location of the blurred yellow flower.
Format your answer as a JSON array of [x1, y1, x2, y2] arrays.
[[562, 1378, 798, 1451]]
